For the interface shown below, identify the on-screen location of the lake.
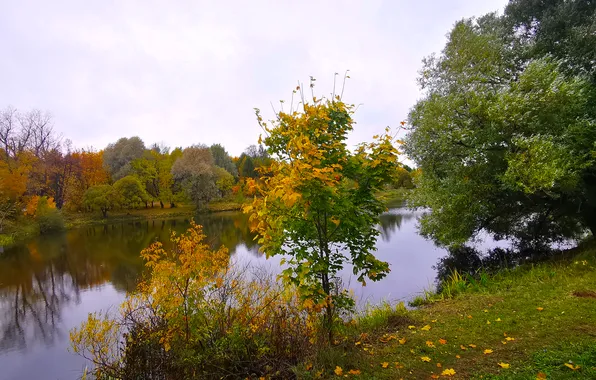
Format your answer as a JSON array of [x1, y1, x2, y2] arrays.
[[0, 208, 446, 380]]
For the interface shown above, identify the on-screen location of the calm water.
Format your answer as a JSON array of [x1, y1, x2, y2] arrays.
[[0, 208, 445, 380]]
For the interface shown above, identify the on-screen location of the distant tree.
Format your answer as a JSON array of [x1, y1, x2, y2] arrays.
[[114, 175, 148, 209], [210, 144, 238, 178], [171, 145, 219, 210], [103, 137, 146, 181], [237, 153, 256, 178], [214, 167, 235, 197], [83, 185, 119, 218]]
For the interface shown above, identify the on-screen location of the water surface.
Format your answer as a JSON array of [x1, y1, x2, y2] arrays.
[[0, 208, 445, 380]]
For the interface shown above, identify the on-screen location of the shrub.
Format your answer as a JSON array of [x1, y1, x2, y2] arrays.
[[71, 222, 314, 379]]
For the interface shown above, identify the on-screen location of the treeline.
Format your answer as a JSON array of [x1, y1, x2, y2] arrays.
[[0, 106, 272, 234]]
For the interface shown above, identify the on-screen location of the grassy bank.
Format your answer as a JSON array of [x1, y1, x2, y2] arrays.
[[300, 241, 596, 379], [377, 188, 411, 208]]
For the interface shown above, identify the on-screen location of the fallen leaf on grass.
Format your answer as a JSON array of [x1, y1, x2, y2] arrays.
[[334, 366, 343, 376], [426, 340, 436, 348], [399, 337, 407, 345], [431, 375, 439, 379], [484, 349, 493, 354], [496, 318, 502, 322], [395, 362, 404, 369], [348, 369, 361, 375], [536, 372, 546, 379], [536, 307, 544, 311], [468, 344, 477, 348], [408, 325, 416, 329], [460, 345, 467, 350], [498, 362, 510, 369], [421, 356, 432, 362], [421, 325, 431, 331], [506, 337, 515, 341], [564, 363, 580, 370], [455, 355, 461, 359], [381, 362, 389, 368], [436, 363, 442, 368], [305, 363, 313, 371], [439, 338, 447, 345], [467, 315, 473, 319], [441, 368, 456, 376]]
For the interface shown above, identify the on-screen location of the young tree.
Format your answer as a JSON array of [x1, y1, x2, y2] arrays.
[[245, 84, 399, 339], [210, 144, 238, 178]]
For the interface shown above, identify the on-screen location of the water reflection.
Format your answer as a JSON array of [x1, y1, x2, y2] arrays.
[[0, 212, 256, 356], [0, 209, 446, 380], [378, 209, 416, 241]]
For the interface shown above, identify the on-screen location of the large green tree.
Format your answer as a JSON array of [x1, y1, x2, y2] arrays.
[[245, 87, 399, 339], [171, 145, 219, 210], [405, 7, 596, 250]]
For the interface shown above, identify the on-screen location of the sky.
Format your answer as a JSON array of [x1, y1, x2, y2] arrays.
[[0, 0, 509, 157]]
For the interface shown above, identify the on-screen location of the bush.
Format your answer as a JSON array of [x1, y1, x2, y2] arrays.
[[37, 208, 65, 234], [71, 222, 314, 379]]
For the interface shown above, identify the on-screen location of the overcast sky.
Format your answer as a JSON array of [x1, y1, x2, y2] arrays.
[[1, 0, 508, 156]]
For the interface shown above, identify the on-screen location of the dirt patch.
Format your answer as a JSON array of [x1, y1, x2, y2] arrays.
[[386, 314, 418, 329], [572, 290, 596, 299]]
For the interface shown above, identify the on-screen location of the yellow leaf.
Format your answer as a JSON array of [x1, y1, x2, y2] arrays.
[[536, 372, 547, 379], [421, 325, 431, 331], [467, 315, 473, 319], [306, 363, 313, 371], [487, 320, 491, 324], [484, 349, 493, 354], [436, 363, 442, 368], [536, 307, 544, 311], [498, 362, 510, 369], [381, 362, 389, 368], [496, 318, 502, 322], [408, 325, 416, 329], [431, 375, 439, 379], [355, 341, 362, 346], [426, 340, 435, 348], [441, 368, 456, 376], [564, 363, 580, 370], [421, 356, 432, 362], [469, 344, 477, 348], [456, 355, 461, 359], [506, 337, 515, 341], [398, 337, 407, 345], [439, 338, 447, 345], [334, 366, 343, 376], [348, 369, 361, 375], [460, 345, 467, 350]]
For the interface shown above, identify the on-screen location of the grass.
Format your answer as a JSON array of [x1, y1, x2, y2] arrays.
[[297, 241, 596, 379]]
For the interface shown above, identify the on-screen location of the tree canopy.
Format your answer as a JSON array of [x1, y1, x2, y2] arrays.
[[405, 2, 596, 249]]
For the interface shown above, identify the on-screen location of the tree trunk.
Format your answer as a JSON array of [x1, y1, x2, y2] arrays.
[[101, 208, 107, 218], [160, 200, 164, 209], [582, 204, 596, 237], [170, 202, 176, 208]]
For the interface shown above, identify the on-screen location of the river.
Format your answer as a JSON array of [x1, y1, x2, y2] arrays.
[[0, 208, 446, 380]]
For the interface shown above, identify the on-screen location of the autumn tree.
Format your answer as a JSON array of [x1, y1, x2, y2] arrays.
[[245, 83, 399, 339]]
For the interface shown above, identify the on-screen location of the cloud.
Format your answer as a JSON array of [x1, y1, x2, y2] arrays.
[[0, 0, 509, 156]]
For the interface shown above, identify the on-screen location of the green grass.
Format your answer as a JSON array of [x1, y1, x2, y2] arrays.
[[206, 200, 243, 212], [298, 241, 596, 379]]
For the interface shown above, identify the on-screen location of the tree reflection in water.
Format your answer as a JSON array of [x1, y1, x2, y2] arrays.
[[378, 209, 416, 241], [0, 212, 257, 355]]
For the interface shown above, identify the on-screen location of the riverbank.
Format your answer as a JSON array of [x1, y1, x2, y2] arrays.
[[0, 200, 245, 247], [300, 240, 596, 379]]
